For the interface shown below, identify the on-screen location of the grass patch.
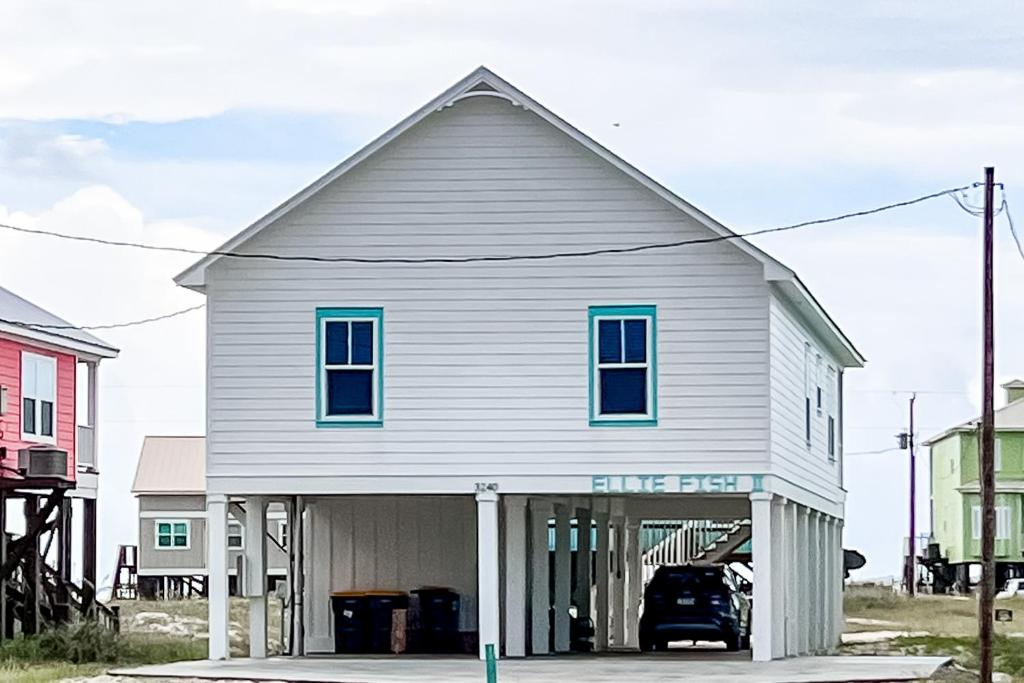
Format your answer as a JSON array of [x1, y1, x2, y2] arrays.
[[0, 620, 206, 682], [844, 584, 1024, 638], [896, 633, 1024, 678], [0, 660, 107, 683]]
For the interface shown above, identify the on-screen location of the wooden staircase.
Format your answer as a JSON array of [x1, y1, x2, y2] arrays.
[[0, 487, 119, 638], [113, 545, 138, 600]]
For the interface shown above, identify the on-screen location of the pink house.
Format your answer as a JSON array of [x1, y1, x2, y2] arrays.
[[0, 285, 118, 634]]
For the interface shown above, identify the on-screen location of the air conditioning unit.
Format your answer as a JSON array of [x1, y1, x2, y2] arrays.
[[18, 447, 71, 481]]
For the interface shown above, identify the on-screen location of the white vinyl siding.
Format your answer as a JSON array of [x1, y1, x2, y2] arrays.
[[769, 295, 844, 496], [203, 96, 774, 491]]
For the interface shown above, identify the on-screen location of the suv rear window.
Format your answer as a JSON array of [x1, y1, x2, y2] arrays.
[[651, 567, 726, 590]]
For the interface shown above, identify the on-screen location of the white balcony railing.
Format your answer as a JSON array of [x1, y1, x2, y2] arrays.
[[78, 425, 96, 471]]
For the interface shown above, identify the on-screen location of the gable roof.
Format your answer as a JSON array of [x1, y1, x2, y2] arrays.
[[923, 396, 1024, 446], [174, 66, 864, 368], [131, 436, 206, 496], [0, 285, 119, 359]]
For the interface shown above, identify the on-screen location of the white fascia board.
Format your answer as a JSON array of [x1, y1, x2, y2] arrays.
[[174, 67, 497, 290], [768, 278, 865, 369], [137, 568, 208, 576], [174, 66, 781, 290], [0, 326, 119, 360]]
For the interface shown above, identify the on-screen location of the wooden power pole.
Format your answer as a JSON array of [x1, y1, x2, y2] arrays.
[[979, 166, 996, 683]]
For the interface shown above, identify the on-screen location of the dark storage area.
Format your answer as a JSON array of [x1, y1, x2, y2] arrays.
[[411, 587, 460, 653], [330, 592, 369, 654], [331, 588, 463, 655], [366, 591, 409, 653]]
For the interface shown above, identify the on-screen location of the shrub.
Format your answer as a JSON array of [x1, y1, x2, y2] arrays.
[[0, 621, 119, 664]]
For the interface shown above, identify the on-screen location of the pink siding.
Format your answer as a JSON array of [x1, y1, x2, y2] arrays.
[[0, 337, 76, 480]]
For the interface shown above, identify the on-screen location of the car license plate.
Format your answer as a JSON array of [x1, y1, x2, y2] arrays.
[[678, 597, 695, 606]]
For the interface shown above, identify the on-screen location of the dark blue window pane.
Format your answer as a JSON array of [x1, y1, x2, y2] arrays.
[[325, 322, 348, 365], [326, 370, 373, 415], [623, 320, 647, 363], [600, 368, 647, 414], [598, 320, 621, 363], [351, 321, 374, 365]]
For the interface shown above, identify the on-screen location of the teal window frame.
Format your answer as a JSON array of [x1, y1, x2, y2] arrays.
[[315, 307, 384, 428], [155, 520, 190, 550], [588, 305, 658, 427]]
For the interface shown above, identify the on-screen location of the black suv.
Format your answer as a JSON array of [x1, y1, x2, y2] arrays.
[[638, 563, 751, 652]]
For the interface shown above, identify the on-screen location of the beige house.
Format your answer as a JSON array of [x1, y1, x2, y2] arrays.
[[132, 436, 288, 598]]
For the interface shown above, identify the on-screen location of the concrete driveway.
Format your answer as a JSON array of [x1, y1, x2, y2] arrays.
[[112, 652, 952, 682]]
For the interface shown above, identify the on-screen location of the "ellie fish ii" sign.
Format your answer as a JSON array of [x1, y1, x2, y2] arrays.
[[591, 474, 765, 495]]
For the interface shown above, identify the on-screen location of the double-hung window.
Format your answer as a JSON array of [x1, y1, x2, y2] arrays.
[[316, 308, 383, 426], [21, 352, 56, 443], [588, 306, 657, 426], [155, 520, 189, 549]]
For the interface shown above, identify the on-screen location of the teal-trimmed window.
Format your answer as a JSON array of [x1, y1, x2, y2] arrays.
[[588, 305, 657, 426], [316, 308, 383, 427], [155, 520, 189, 549]]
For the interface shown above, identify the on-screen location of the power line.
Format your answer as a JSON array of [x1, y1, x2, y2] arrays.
[[1004, 197, 1024, 261], [844, 447, 898, 456], [0, 304, 204, 331], [0, 184, 975, 265]]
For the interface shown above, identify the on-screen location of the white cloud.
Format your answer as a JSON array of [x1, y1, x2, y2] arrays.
[[0, 187, 219, 585], [0, 1, 1021, 177], [0, 128, 109, 179]]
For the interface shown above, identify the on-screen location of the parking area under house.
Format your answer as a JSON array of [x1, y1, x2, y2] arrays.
[[205, 487, 849, 663], [113, 653, 953, 683]]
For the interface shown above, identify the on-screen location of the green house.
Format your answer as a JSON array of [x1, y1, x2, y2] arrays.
[[926, 380, 1024, 590]]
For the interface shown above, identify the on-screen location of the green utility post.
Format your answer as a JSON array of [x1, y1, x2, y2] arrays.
[[485, 643, 498, 683]]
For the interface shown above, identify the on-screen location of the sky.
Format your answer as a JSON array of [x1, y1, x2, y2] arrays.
[[1, 0, 1023, 586]]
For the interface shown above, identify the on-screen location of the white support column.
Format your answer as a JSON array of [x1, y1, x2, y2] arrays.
[[797, 508, 810, 655], [292, 496, 306, 656], [610, 516, 625, 647], [750, 492, 775, 662], [529, 500, 552, 655], [593, 507, 610, 652], [770, 497, 787, 659], [503, 496, 528, 658], [574, 506, 592, 621], [822, 516, 835, 652], [809, 512, 822, 653], [207, 494, 229, 660], [785, 501, 799, 657], [624, 518, 641, 649], [244, 496, 268, 658], [553, 504, 572, 653], [834, 519, 845, 644], [476, 485, 501, 661]]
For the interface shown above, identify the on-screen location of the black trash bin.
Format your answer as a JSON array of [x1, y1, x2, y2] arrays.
[[365, 591, 409, 653], [330, 592, 368, 654], [412, 587, 460, 653]]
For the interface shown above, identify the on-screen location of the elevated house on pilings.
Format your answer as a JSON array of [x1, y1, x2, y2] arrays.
[[176, 67, 863, 663], [0, 286, 119, 636]]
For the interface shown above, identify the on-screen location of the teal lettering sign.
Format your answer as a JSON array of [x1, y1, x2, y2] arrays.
[[591, 474, 765, 494]]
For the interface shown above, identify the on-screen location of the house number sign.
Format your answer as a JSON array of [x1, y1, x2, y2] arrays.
[[591, 474, 765, 495]]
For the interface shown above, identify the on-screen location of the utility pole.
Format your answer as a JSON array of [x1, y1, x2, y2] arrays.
[[979, 166, 996, 683], [908, 393, 917, 597]]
